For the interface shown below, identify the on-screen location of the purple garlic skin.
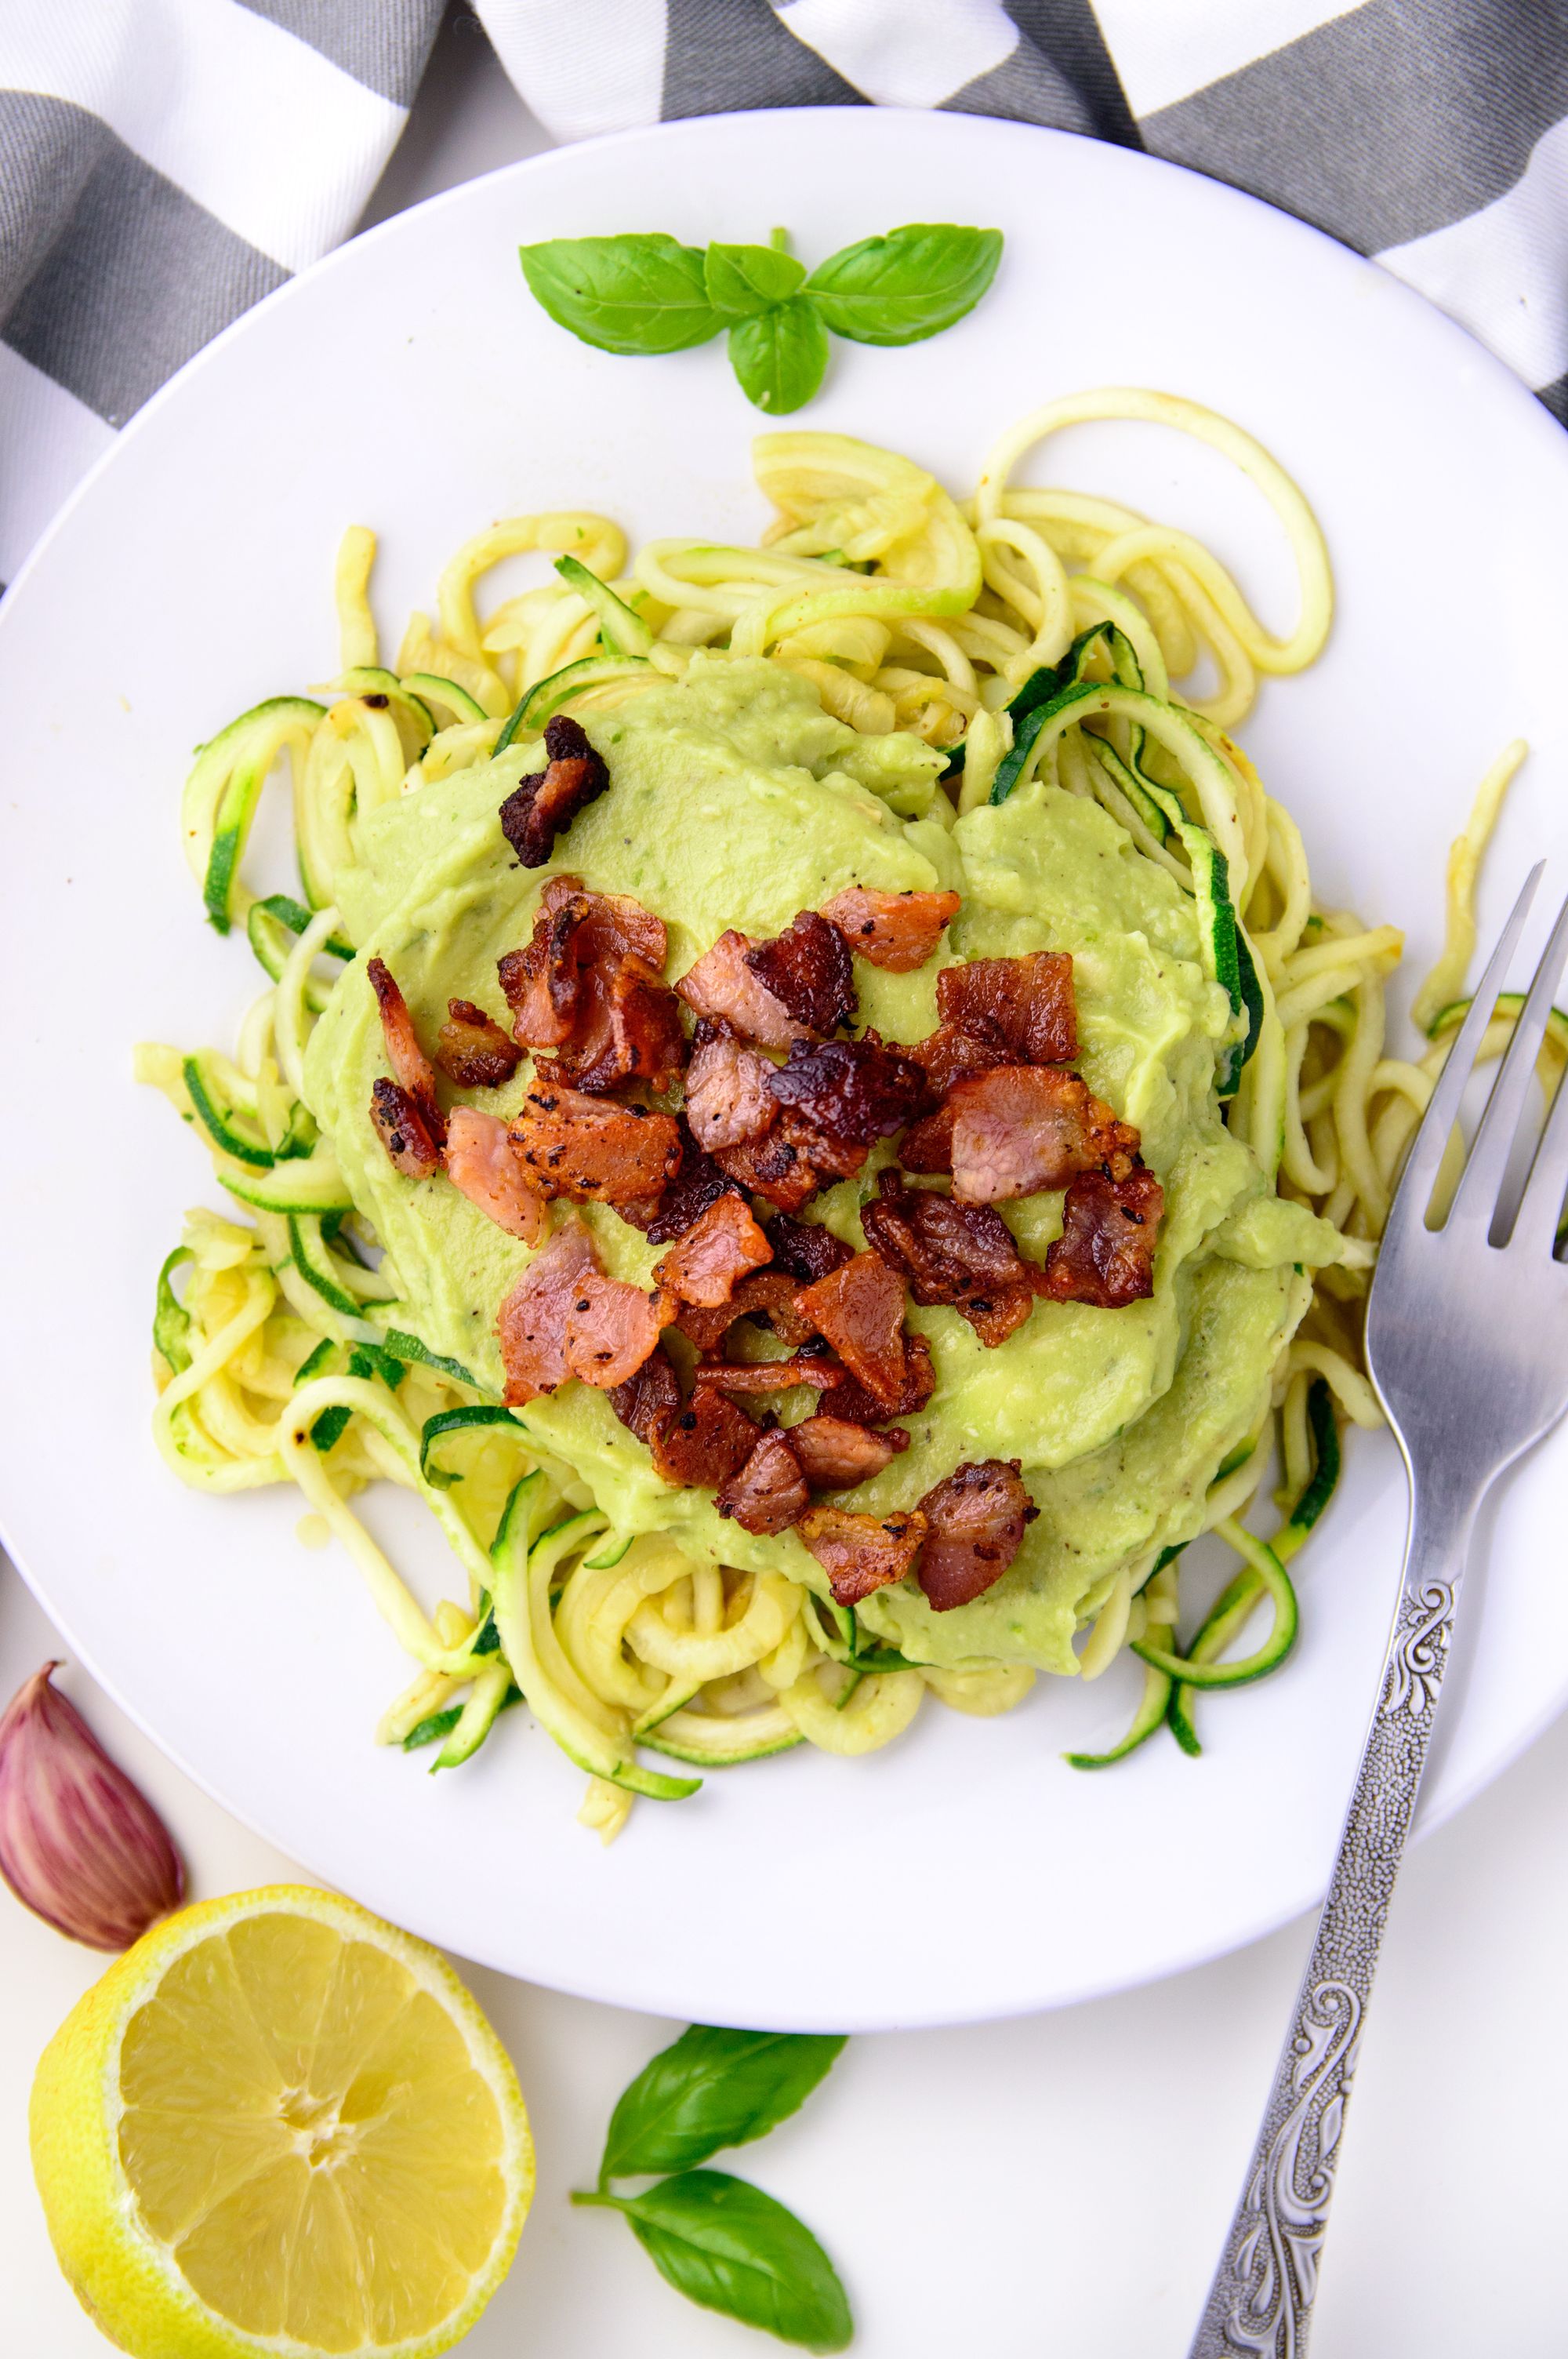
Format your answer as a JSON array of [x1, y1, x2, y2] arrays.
[[0, 1663, 185, 1950]]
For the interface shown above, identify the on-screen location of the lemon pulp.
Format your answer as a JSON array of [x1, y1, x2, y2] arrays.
[[32, 1887, 532, 2359]]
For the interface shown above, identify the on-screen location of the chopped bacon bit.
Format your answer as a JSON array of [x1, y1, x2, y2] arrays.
[[434, 998, 522, 1090], [937, 951, 1077, 1067], [675, 1270, 817, 1354], [677, 929, 808, 1052], [366, 957, 445, 1143], [653, 1193, 772, 1309], [817, 1335, 935, 1427], [1037, 1165, 1163, 1308], [713, 1125, 822, 1212], [496, 1219, 598, 1405], [767, 1037, 932, 1173], [765, 1212, 855, 1284], [861, 1172, 1035, 1348], [498, 714, 609, 868], [444, 1106, 547, 1241], [908, 1020, 1013, 1098], [498, 878, 682, 1093], [369, 1078, 442, 1178], [793, 1251, 909, 1409], [744, 911, 856, 1034], [949, 1066, 1140, 1205], [645, 1118, 747, 1244], [609, 1344, 681, 1443], [684, 1023, 778, 1151], [509, 1081, 681, 1205], [717, 1431, 811, 1535], [895, 1108, 955, 1175], [820, 887, 961, 971], [650, 1384, 761, 1489], [563, 1269, 670, 1389], [916, 1459, 1036, 1612], [787, 1414, 908, 1489], [694, 1355, 842, 1395], [797, 1504, 928, 1606]]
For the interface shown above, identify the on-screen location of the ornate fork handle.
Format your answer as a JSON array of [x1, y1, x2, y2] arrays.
[[1187, 1492, 1474, 2357]]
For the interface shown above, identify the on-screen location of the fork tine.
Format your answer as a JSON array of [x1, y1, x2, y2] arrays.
[[1383, 863, 1543, 1243], [1512, 979, 1568, 1257], [1446, 886, 1568, 1236]]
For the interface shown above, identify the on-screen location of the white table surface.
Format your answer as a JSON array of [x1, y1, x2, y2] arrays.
[[7, 15, 1568, 2352]]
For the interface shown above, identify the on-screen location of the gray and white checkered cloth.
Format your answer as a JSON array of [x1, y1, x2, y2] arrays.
[[4, 1, 1566, 594]]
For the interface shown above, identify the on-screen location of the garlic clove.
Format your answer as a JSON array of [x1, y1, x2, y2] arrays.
[[0, 1663, 185, 1950]]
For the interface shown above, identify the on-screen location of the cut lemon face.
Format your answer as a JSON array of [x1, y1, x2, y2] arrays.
[[31, 1885, 533, 2358]]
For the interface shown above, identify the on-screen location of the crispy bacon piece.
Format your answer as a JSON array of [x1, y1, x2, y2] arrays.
[[367, 957, 445, 1143], [713, 1125, 822, 1213], [949, 1066, 1140, 1205], [716, 1431, 811, 1535], [908, 1020, 1013, 1098], [861, 1173, 1035, 1348], [767, 1038, 932, 1176], [821, 887, 961, 972], [608, 1344, 681, 1443], [444, 1106, 547, 1242], [495, 1219, 597, 1405], [498, 714, 609, 868], [650, 1384, 761, 1489], [916, 1459, 1036, 1612], [744, 911, 856, 1034], [675, 1270, 818, 1353], [684, 1022, 778, 1152], [498, 879, 683, 1094], [497, 877, 586, 1048], [369, 1078, 442, 1179], [645, 1118, 747, 1243], [899, 1022, 1016, 1171], [797, 1504, 928, 1606], [936, 951, 1077, 1067], [677, 929, 808, 1052], [563, 1268, 670, 1389], [816, 1334, 935, 1427], [653, 1194, 772, 1309], [787, 1414, 908, 1489], [1037, 1165, 1163, 1308], [694, 1355, 842, 1396], [793, 1251, 909, 1410], [434, 999, 522, 1089], [509, 1081, 681, 1205], [764, 1213, 854, 1284]]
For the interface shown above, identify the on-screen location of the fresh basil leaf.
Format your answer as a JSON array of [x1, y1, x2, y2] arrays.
[[728, 298, 829, 414], [617, 2171, 852, 2352], [806, 223, 1003, 347], [705, 242, 807, 317], [519, 234, 721, 356], [602, 2025, 846, 2181]]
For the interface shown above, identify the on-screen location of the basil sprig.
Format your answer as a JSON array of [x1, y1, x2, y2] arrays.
[[574, 2023, 851, 2349], [519, 221, 1003, 413]]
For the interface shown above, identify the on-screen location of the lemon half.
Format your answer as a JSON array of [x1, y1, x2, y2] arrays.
[[31, 1886, 533, 2357]]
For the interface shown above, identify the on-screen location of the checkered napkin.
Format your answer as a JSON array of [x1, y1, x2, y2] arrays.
[[3, 0, 1566, 597]]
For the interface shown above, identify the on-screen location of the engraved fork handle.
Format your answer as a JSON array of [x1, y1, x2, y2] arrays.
[[1187, 1484, 1475, 2358]]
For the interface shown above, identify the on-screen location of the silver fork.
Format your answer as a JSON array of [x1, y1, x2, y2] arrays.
[[1189, 865, 1568, 2357]]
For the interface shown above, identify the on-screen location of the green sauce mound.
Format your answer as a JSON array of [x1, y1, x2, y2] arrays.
[[306, 658, 1345, 1676]]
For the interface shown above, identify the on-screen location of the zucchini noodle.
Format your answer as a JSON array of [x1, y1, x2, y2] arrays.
[[140, 389, 1534, 1830]]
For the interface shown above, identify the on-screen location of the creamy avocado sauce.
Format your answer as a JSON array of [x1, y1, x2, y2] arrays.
[[305, 656, 1342, 1676]]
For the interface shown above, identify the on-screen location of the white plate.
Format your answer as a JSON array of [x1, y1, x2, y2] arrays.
[[3, 110, 1566, 2032]]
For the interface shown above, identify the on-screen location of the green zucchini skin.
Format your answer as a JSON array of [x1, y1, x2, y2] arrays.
[[494, 653, 653, 751]]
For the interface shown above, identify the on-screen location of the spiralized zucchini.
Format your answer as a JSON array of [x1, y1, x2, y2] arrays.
[[141, 390, 1536, 1830]]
